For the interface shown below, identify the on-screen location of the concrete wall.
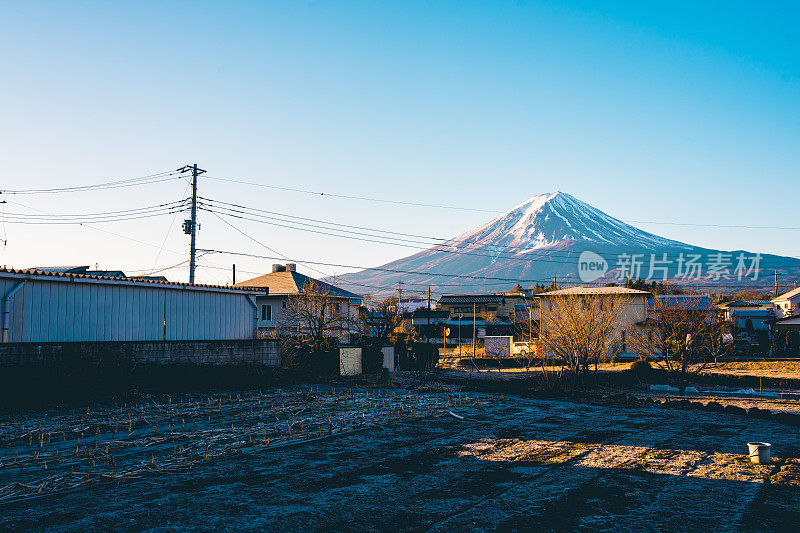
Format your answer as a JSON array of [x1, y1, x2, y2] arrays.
[[0, 339, 280, 367], [339, 347, 362, 376], [0, 272, 259, 342]]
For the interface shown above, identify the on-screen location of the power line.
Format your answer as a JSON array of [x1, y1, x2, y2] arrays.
[[196, 196, 800, 264], [198, 197, 445, 242], [2, 170, 183, 195], [199, 247, 787, 290], [0, 204, 189, 225], [205, 174, 800, 231], [203, 207, 800, 270], [2, 199, 189, 220], [207, 210, 336, 280], [2, 198, 190, 259], [152, 182, 193, 271], [203, 175, 499, 213]]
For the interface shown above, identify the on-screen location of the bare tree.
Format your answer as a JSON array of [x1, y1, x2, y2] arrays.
[[538, 293, 630, 380], [363, 296, 403, 345], [278, 279, 361, 370], [630, 296, 730, 393]]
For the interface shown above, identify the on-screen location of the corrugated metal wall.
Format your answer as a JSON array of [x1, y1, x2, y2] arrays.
[[0, 275, 256, 342]]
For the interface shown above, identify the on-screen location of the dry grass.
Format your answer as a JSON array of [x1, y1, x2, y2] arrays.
[[699, 360, 800, 380], [458, 438, 777, 485]]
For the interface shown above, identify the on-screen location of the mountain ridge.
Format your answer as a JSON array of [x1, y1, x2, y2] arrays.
[[336, 192, 799, 297]]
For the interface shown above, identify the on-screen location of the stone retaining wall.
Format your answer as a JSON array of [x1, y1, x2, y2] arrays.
[[0, 339, 280, 367]]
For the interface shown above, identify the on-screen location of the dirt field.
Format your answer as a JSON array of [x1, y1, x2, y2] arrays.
[[3, 384, 800, 531]]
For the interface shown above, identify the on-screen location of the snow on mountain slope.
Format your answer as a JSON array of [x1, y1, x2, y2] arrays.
[[336, 191, 798, 296], [448, 191, 687, 254]]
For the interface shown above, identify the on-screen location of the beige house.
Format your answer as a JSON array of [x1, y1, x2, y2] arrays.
[[772, 288, 800, 319], [536, 287, 652, 355], [437, 294, 532, 322], [717, 299, 773, 322], [233, 264, 363, 339]]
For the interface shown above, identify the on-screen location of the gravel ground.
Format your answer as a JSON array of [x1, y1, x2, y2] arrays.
[[3, 389, 800, 532]]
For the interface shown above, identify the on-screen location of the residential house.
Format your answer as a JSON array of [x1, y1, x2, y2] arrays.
[[397, 298, 434, 314], [437, 293, 532, 322], [648, 294, 722, 329], [718, 299, 773, 322], [536, 287, 652, 355], [649, 294, 714, 313], [773, 315, 800, 334], [410, 309, 450, 328], [733, 310, 773, 345], [233, 264, 363, 340], [514, 301, 541, 324], [772, 288, 800, 319]]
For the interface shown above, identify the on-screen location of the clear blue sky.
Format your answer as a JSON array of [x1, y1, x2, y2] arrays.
[[0, 1, 797, 286]]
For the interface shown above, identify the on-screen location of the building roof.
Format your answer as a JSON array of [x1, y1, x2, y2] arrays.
[[439, 319, 509, 326], [411, 309, 450, 318], [773, 287, 800, 302], [438, 294, 506, 305], [538, 287, 652, 297], [0, 267, 264, 294], [722, 299, 773, 308], [28, 266, 90, 273], [649, 295, 714, 310], [234, 270, 362, 300], [731, 309, 773, 318]]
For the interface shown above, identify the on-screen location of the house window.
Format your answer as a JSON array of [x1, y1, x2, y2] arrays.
[[261, 304, 272, 321]]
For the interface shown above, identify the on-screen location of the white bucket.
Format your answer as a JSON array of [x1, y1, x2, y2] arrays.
[[747, 442, 772, 464]]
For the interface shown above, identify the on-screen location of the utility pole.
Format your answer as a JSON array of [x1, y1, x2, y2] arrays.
[[232, 264, 236, 285], [397, 280, 403, 310], [774, 270, 782, 298], [179, 163, 206, 285], [427, 286, 431, 331], [458, 313, 462, 356], [528, 306, 532, 344], [472, 303, 476, 360]]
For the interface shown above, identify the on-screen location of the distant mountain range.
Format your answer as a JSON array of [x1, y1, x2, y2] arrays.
[[337, 192, 800, 296]]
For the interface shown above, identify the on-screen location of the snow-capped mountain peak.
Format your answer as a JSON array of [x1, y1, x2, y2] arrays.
[[449, 191, 685, 252], [337, 191, 800, 295]]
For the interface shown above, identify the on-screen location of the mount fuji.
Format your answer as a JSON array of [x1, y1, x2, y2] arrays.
[[337, 192, 799, 296]]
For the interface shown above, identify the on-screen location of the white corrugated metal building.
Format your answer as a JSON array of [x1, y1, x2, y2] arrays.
[[0, 269, 264, 343]]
